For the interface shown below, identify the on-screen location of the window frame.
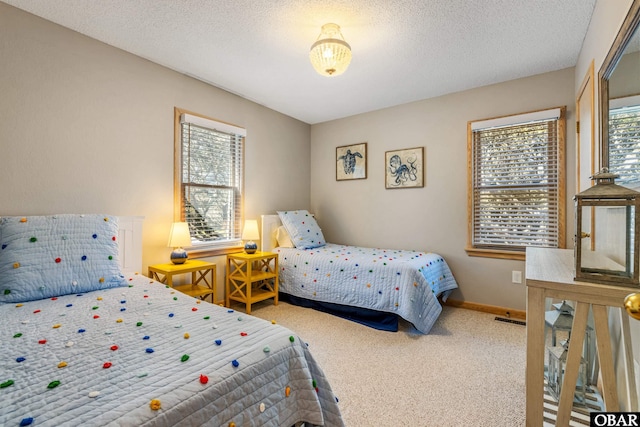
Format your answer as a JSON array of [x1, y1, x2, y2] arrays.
[[465, 106, 566, 260], [173, 107, 245, 257]]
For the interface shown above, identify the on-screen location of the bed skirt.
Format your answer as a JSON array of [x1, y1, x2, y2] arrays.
[[280, 292, 399, 332]]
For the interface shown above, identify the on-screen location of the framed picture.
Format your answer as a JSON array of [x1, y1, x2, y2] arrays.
[[385, 147, 425, 189], [336, 142, 367, 181]]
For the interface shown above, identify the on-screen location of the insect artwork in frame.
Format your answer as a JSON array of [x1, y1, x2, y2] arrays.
[[336, 142, 367, 181], [385, 147, 425, 189]]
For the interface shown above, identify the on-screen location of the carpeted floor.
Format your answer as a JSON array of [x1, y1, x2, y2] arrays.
[[248, 300, 527, 427]]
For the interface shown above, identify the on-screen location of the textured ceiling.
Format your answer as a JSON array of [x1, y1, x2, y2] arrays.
[[3, 0, 597, 124]]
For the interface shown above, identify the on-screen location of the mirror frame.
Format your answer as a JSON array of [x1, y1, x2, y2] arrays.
[[599, 0, 640, 169]]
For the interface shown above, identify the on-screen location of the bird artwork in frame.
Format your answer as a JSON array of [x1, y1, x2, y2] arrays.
[[336, 142, 367, 181], [385, 146, 425, 189]]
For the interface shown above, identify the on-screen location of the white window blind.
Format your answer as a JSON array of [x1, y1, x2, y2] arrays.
[[609, 104, 640, 186], [179, 113, 244, 248], [469, 108, 564, 252]]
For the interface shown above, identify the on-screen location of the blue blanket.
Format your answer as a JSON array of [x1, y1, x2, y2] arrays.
[[275, 244, 459, 334], [0, 273, 344, 426]]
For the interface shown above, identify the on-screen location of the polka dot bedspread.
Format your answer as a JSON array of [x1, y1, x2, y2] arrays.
[[274, 244, 459, 334], [0, 272, 344, 427]]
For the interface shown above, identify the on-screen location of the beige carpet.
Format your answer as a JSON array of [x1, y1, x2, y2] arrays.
[[248, 301, 527, 427]]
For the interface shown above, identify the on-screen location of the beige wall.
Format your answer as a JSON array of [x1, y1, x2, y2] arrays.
[[0, 3, 311, 294], [310, 68, 576, 311]]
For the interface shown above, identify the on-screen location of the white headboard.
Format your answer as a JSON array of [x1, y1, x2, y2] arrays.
[[117, 216, 144, 272], [261, 214, 282, 253]]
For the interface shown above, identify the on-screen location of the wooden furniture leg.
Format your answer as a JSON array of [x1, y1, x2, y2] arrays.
[[526, 286, 545, 427], [592, 304, 620, 411], [556, 302, 589, 427]]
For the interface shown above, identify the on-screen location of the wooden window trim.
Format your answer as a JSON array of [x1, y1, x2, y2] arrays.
[[466, 107, 566, 259]]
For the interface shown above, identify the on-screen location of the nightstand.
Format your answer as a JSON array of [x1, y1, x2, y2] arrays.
[[148, 260, 217, 304], [226, 251, 278, 314]]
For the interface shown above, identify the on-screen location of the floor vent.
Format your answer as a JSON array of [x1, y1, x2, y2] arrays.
[[494, 316, 526, 326]]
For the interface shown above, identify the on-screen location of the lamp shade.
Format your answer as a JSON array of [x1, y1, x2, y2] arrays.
[[242, 219, 259, 254], [242, 219, 260, 241], [168, 222, 192, 264], [309, 23, 352, 77], [168, 222, 192, 248]]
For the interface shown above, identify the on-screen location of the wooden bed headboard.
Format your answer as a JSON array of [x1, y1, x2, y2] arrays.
[[261, 214, 282, 253], [117, 216, 144, 272]]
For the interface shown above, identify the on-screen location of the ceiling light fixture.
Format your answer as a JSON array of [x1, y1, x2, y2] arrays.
[[309, 23, 352, 77]]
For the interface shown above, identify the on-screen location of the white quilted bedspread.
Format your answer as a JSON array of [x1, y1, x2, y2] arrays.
[[275, 244, 459, 334], [0, 273, 343, 427]]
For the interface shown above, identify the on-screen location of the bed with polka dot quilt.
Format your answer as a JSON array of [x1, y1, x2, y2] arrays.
[[0, 273, 344, 427], [274, 244, 459, 334]]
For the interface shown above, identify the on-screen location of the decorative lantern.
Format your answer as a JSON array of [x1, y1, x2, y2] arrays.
[[545, 301, 574, 346], [547, 339, 588, 404], [574, 169, 640, 286], [545, 301, 594, 386]]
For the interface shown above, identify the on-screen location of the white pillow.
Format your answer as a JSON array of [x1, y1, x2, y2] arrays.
[[277, 210, 326, 249], [275, 226, 295, 248]]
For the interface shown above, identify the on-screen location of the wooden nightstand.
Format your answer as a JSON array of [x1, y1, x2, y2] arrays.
[[148, 260, 217, 304], [226, 251, 278, 314]]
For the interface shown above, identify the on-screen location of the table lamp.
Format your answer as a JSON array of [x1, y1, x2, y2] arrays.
[[242, 219, 259, 254], [168, 222, 192, 264]]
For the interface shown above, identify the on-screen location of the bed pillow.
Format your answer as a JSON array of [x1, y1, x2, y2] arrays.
[[275, 226, 295, 248], [277, 210, 326, 249], [0, 214, 127, 303]]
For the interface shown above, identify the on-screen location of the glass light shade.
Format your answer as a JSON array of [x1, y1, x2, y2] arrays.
[[574, 169, 640, 286], [242, 219, 259, 254], [310, 23, 352, 77], [168, 222, 192, 264]]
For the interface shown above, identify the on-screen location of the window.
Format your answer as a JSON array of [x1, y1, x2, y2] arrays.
[[174, 108, 245, 255], [609, 96, 640, 187], [466, 107, 566, 260]]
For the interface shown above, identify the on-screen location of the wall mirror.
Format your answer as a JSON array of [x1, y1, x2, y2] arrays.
[[600, 0, 640, 187], [596, 2, 640, 415]]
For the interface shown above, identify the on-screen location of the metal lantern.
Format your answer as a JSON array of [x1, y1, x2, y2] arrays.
[[574, 169, 640, 286], [544, 301, 574, 347], [544, 301, 594, 386], [547, 339, 588, 404]]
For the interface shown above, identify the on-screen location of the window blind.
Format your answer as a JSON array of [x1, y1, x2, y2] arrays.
[[180, 115, 244, 247], [609, 104, 640, 186], [470, 110, 562, 251]]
